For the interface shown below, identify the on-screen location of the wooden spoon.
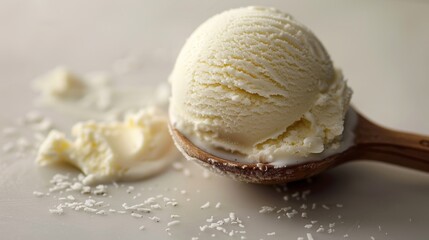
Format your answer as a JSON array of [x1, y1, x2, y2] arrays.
[[169, 108, 429, 184]]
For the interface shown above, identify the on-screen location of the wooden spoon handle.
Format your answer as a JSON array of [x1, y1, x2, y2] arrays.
[[355, 113, 429, 171]]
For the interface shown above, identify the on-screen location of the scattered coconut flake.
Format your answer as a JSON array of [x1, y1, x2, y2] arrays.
[[139, 225, 145, 231], [200, 202, 210, 209], [306, 233, 314, 240], [322, 204, 330, 210], [96, 210, 106, 215], [131, 213, 143, 218], [259, 206, 276, 214], [267, 232, 276, 236], [33, 191, 45, 197], [151, 204, 162, 209], [167, 220, 180, 227], [206, 216, 214, 223], [149, 216, 160, 222], [49, 207, 64, 215]]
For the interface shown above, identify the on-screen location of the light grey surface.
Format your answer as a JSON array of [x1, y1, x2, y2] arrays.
[[1, 0, 429, 239]]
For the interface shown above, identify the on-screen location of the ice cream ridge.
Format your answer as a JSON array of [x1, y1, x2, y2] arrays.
[[169, 6, 352, 164]]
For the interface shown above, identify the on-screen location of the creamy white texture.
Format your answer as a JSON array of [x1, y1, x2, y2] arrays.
[[36, 108, 178, 184], [169, 6, 352, 162]]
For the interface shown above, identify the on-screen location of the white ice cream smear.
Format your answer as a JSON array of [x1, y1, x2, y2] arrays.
[[36, 107, 179, 184]]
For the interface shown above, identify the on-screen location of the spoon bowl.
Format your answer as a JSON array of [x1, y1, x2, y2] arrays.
[[169, 108, 429, 184]]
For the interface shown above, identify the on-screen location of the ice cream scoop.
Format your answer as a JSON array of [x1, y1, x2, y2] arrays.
[[168, 6, 429, 183], [169, 6, 351, 163]]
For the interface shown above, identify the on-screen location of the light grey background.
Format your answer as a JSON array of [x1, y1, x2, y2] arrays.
[[1, 0, 428, 239]]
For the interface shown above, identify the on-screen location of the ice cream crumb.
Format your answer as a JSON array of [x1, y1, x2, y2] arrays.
[[36, 107, 177, 184]]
